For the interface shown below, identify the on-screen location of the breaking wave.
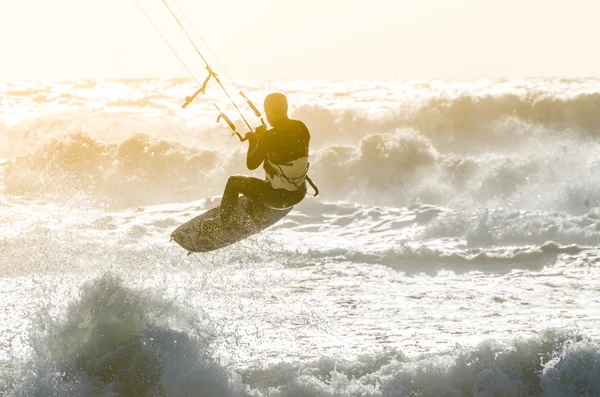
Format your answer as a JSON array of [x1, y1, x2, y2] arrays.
[[298, 92, 600, 149], [4, 133, 236, 207], [4, 127, 600, 212], [244, 331, 600, 397], [2, 274, 599, 397], [3, 79, 600, 211], [3, 275, 253, 397]]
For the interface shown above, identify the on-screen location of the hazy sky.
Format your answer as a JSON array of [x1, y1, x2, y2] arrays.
[[0, 0, 599, 82]]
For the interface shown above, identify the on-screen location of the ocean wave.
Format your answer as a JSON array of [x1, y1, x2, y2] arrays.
[[2, 274, 599, 397], [409, 93, 600, 139], [294, 91, 600, 149], [243, 330, 600, 397], [286, 240, 592, 275], [423, 208, 600, 246], [3, 274, 252, 397], [3, 193, 600, 274], [4, 80, 600, 153], [3, 133, 232, 207], [4, 97, 600, 211]]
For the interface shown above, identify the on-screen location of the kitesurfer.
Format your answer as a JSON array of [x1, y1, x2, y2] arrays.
[[219, 93, 311, 226]]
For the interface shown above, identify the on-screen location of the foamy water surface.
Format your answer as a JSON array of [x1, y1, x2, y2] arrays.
[[1, 78, 600, 396]]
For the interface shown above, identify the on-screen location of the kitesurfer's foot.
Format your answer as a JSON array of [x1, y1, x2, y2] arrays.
[[253, 205, 270, 224], [215, 216, 237, 240]]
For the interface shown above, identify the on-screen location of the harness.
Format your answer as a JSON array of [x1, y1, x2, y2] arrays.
[[265, 157, 319, 196]]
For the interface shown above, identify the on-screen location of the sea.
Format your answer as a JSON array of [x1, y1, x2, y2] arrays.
[[1, 78, 599, 396]]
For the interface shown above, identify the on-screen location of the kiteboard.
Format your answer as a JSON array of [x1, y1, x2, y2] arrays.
[[170, 196, 292, 253]]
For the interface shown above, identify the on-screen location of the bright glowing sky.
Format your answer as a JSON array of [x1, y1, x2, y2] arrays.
[[1, 0, 599, 82]]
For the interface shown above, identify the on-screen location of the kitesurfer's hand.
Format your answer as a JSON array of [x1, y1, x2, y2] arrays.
[[244, 132, 257, 141], [255, 125, 267, 135]]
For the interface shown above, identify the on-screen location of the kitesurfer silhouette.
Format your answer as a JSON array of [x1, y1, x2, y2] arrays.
[[219, 93, 313, 226]]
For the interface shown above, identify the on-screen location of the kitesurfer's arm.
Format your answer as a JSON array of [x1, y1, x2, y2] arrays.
[[246, 129, 267, 170]]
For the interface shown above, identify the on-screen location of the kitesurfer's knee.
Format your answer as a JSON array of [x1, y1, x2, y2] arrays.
[[225, 175, 248, 191]]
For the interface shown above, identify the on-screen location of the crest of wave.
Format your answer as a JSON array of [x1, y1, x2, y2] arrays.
[[4, 90, 600, 211], [2, 274, 599, 396], [240, 330, 600, 397], [5, 127, 600, 213], [4, 274, 256, 397], [3, 133, 241, 207]]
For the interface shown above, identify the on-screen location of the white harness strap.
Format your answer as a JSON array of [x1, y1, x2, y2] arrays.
[[265, 156, 309, 191]]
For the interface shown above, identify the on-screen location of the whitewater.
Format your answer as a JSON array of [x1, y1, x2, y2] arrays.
[[1, 78, 600, 396]]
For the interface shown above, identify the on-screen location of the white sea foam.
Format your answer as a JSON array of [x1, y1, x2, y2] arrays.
[[3, 79, 600, 212], [2, 79, 600, 396], [2, 275, 599, 396]]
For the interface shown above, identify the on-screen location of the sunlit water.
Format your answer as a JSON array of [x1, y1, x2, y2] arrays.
[[1, 78, 600, 396]]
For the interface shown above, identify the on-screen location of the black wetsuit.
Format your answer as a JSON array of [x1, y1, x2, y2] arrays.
[[220, 118, 310, 225]]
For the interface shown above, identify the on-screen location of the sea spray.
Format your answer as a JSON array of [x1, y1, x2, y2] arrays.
[[5, 274, 254, 397]]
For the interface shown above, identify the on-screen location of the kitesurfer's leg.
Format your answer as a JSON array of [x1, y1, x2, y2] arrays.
[[220, 176, 270, 225]]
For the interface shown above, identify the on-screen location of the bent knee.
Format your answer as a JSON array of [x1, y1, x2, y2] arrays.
[[227, 175, 248, 186]]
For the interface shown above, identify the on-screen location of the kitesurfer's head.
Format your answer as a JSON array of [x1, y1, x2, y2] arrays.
[[264, 93, 288, 127]]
